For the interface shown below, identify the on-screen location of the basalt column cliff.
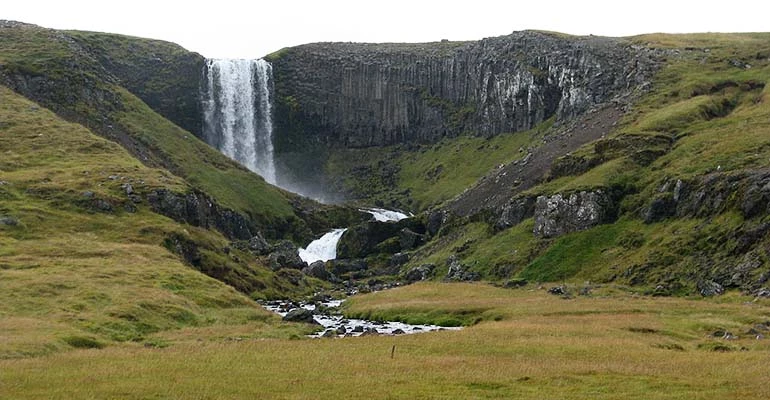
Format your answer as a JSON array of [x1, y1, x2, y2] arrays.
[[267, 31, 657, 152]]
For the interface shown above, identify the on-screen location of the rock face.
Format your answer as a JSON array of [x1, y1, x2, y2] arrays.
[[336, 219, 427, 259], [269, 31, 656, 150], [147, 189, 254, 240], [533, 190, 611, 238], [644, 170, 770, 223]]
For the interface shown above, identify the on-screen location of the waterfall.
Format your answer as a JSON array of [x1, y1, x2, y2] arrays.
[[202, 59, 276, 184], [298, 229, 348, 264], [359, 208, 411, 222]]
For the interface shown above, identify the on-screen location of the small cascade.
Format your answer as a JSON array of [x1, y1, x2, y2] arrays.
[[202, 58, 276, 184], [298, 228, 348, 264], [360, 208, 411, 222]]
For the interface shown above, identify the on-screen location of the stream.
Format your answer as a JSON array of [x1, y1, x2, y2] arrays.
[[280, 207, 461, 337], [262, 299, 461, 338]]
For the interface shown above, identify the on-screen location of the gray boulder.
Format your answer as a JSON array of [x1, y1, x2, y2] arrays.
[[302, 261, 332, 281], [533, 190, 610, 238], [389, 253, 410, 268], [282, 308, 318, 325], [445, 255, 479, 281], [0, 216, 19, 226], [329, 259, 368, 276], [268, 240, 307, 270], [698, 280, 725, 297], [247, 232, 271, 255], [404, 264, 435, 283]]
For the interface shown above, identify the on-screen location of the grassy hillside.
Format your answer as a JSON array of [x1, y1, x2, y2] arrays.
[[0, 21, 330, 242], [323, 33, 770, 294], [0, 83, 319, 358]]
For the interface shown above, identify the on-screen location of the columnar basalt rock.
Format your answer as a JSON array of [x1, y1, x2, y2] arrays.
[[269, 31, 657, 150]]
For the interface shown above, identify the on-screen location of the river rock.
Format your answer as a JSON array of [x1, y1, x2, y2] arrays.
[[282, 308, 319, 325]]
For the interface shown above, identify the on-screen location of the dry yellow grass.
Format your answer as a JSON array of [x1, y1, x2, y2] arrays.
[[2, 283, 769, 399]]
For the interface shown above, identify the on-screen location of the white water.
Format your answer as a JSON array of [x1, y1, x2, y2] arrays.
[[203, 59, 276, 184], [298, 228, 348, 264], [360, 207, 411, 222]]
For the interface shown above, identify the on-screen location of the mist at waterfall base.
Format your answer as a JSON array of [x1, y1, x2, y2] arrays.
[[202, 58, 336, 203]]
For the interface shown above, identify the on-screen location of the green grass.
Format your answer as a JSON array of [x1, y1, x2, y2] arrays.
[[0, 85, 318, 357], [327, 120, 550, 211], [399, 123, 548, 209]]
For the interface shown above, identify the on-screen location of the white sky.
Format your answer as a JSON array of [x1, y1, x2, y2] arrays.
[[3, 0, 768, 59]]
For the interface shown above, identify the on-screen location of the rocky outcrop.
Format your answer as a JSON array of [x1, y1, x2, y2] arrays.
[[267, 240, 306, 270], [147, 188, 254, 240], [404, 264, 436, 283], [445, 255, 480, 281], [337, 218, 427, 259], [643, 170, 770, 223], [269, 31, 657, 150], [533, 190, 612, 238], [495, 196, 537, 230]]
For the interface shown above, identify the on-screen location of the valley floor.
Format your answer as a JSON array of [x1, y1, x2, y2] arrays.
[[2, 283, 768, 399]]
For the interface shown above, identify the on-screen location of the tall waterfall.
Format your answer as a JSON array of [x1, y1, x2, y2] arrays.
[[203, 59, 276, 184]]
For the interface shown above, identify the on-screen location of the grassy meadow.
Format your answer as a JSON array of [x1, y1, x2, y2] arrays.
[[2, 283, 769, 399]]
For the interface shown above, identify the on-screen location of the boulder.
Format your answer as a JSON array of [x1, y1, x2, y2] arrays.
[[337, 219, 427, 258], [698, 280, 725, 297], [426, 210, 447, 236], [0, 216, 19, 226], [495, 196, 537, 230], [282, 308, 318, 325], [247, 232, 271, 255], [268, 240, 306, 270], [329, 259, 368, 276], [445, 255, 479, 281], [644, 194, 677, 223], [404, 264, 435, 283], [302, 260, 332, 281], [533, 190, 611, 238]]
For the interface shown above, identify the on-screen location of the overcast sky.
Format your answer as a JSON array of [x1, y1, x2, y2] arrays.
[[3, 0, 767, 58]]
